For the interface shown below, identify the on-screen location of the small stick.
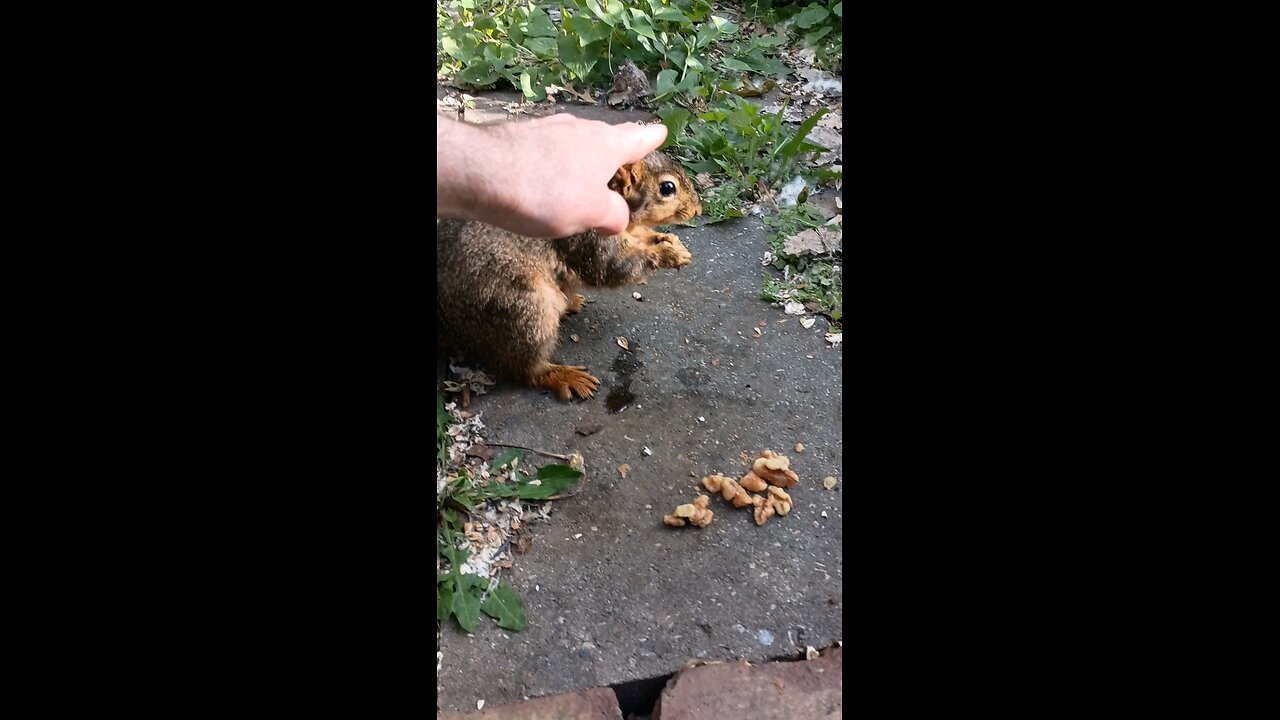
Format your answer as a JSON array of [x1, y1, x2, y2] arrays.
[[485, 443, 572, 461]]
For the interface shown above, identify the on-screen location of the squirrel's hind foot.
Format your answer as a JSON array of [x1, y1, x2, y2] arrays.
[[534, 363, 599, 400], [565, 293, 586, 314]]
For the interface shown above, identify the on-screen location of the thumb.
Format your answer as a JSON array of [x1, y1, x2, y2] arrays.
[[593, 189, 632, 236], [616, 123, 669, 164]]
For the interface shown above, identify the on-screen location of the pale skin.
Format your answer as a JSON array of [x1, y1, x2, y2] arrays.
[[436, 114, 669, 238]]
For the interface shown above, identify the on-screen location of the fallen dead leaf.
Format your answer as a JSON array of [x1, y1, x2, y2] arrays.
[[825, 332, 843, 347], [823, 476, 837, 490], [695, 172, 715, 190], [800, 317, 817, 329], [794, 443, 805, 453], [617, 336, 629, 349], [783, 227, 841, 256], [570, 333, 580, 342], [784, 300, 806, 316], [618, 464, 630, 479]]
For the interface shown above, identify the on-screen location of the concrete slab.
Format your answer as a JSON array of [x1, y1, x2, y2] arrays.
[[436, 86, 843, 713]]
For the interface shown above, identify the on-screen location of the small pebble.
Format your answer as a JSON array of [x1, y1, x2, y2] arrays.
[[794, 442, 805, 453]]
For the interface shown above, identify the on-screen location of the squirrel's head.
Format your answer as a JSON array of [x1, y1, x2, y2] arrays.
[[608, 151, 702, 227]]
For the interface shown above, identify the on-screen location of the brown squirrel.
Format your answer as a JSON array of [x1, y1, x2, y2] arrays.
[[437, 150, 702, 400]]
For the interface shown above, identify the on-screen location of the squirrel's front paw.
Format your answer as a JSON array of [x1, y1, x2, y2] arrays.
[[653, 236, 692, 268], [534, 364, 599, 401]]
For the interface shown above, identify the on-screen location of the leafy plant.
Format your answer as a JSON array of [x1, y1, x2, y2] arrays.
[[744, 0, 842, 70], [437, 0, 740, 102], [659, 96, 829, 221], [760, 202, 842, 329], [436, 448, 583, 632]]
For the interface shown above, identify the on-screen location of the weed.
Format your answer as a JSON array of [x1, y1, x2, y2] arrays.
[[760, 202, 842, 329], [659, 96, 829, 221], [436, 433, 583, 632]]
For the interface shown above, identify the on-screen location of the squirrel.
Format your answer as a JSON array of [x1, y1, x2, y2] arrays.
[[438, 150, 702, 401]]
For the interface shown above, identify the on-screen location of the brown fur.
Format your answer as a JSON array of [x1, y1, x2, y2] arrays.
[[438, 150, 701, 400]]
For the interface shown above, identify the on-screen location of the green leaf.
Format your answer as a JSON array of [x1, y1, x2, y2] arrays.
[[654, 7, 689, 22], [778, 108, 829, 160], [657, 107, 692, 148], [804, 26, 833, 45], [631, 15, 657, 40], [686, 0, 712, 22], [793, 4, 830, 29], [452, 574, 484, 632], [440, 507, 458, 529], [538, 463, 583, 484], [452, 493, 474, 511], [744, 55, 790, 75], [559, 35, 600, 80], [473, 16, 498, 32], [694, 24, 719, 48], [455, 63, 500, 87], [583, 0, 615, 26], [654, 68, 679, 96], [832, 2, 842, 18], [515, 463, 583, 500], [727, 101, 759, 130], [720, 57, 753, 72], [709, 15, 740, 34], [481, 582, 529, 631], [751, 35, 788, 46], [520, 69, 547, 101], [490, 449, 524, 472], [438, 583, 455, 621], [525, 8, 558, 37], [604, 0, 627, 23], [522, 36, 558, 57], [567, 14, 608, 45]]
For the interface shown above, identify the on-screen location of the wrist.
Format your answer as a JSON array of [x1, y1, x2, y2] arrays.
[[437, 119, 499, 222]]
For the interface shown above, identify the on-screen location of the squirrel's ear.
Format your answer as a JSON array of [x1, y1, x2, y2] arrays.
[[609, 161, 646, 197]]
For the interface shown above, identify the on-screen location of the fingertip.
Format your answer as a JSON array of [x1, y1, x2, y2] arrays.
[[621, 122, 668, 161], [596, 192, 631, 235]]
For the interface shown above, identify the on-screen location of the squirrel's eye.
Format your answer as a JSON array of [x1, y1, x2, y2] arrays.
[[660, 181, 676, 196]]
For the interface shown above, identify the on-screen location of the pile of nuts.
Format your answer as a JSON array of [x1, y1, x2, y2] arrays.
[[664, 450, 801, 528]]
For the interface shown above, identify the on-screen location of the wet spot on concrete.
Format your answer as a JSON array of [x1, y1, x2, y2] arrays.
[[606, 385, 636, 413], [608, 349, 643, 413]]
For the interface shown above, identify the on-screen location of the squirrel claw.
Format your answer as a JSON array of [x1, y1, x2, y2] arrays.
[[535, 364, 599, 401]]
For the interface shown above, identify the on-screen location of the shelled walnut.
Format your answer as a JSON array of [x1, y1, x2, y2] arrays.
[[741, 450, 799, 489], [702, 473, 755, 508], [664, 494, 714, 528]]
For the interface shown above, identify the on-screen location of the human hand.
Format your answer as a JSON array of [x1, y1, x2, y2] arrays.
[[437, 114, 669, 238]]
